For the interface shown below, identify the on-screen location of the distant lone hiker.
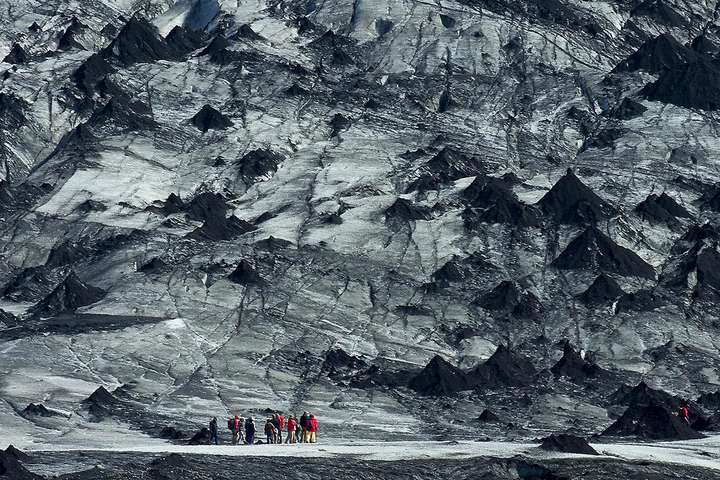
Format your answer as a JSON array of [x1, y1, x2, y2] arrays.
[[679, 404, 690, 424], [245, 417, 256, 445], [209, 417, 218, 445]]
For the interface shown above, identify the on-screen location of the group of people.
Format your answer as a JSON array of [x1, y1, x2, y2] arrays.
[[208, 412, 319, 445]]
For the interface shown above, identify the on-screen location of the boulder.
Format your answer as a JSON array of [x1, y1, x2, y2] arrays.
[[187, 427, 211, 445]]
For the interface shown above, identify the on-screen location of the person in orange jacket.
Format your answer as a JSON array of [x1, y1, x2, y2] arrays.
[[305, 414, 319, 443]]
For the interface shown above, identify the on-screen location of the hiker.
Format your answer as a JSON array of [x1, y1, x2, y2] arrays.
[[271, 414, 281, 443], [209, 417, 219, 445], [265, 418, 277, 444], [276, 413, 285, 444], [299, 411, 309, 443], [305, 414, 318, 443], [294, 413, 301, 443], [230, 415, 241, 445], [245, 417, 256, 445], [238, 416, 245, 444], [286, 415, 297, 444], [679, 404, 690, 424]]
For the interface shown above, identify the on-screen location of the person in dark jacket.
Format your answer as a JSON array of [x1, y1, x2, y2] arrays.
[[299, 412, 309, 443], [271, 414, 282, 443], [265, 419, 277, 444], [209, 417, 218, 445], [245, 417, 256, 445]]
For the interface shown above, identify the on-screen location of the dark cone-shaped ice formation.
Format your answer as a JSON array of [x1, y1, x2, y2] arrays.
[[697, 390, 720, 410], [228, 260, 263, 285], [190, 105, 233, 132], [468, 345, 536, 388], [22, 403, 61, 417], [321, 348, 368, 379], [238, 149, 283, 181], [612, 33, 698, 74], [31, 271, 106, 317], [462, 178, 541, 228], [578, 274, 624, 306], [2, 43, 28, 64], [551, 343, 608, 383], [614, 289, 665, 314], [602, 399, 704, 440], [72, 53, 116, 94], [537, 169, 616, 224], [385, 198, 432, 222], [408, 355, 470, 396], [474, 281, 543, 319], [642, 59, 720, 111], [607, 98, 647, 120], [635, 192, 691, 226], [478, 409, 500, 422], [539, 434, 599, 455], [0, 448, 41, 480], [101, 16, 179, 66], [552, 227, 655, 279], [165, 26, 206, 55]]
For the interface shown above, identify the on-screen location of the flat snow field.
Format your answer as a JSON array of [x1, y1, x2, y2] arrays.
[[18, 437, 720, 471]]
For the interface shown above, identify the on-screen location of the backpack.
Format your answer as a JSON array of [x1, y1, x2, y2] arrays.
[[228, 418, 234, 430]]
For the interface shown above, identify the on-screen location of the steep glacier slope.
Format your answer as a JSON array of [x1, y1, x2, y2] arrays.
[[2, 0, 720, 445]]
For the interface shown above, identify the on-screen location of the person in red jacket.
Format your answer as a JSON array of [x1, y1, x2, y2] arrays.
[[679, 404, 690, 424], [285, 415, 298, 444], [231, 415, 241, 445], [305, 414, 319, 443], [276, 414, 285, 444]]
